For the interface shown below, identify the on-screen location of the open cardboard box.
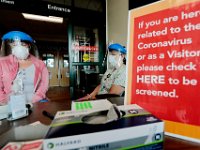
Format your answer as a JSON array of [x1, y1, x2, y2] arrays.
[[43, 100, 164, 150]]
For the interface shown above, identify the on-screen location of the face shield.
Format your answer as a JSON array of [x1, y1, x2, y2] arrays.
[[106, 43, 127, 70], [0, 31, 38, 59]]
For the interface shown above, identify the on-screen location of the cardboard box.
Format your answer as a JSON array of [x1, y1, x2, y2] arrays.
[[43, 100, 164, 150]]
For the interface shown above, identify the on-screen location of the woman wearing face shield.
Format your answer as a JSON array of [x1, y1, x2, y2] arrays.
[[78, 43, 126, 101], [0, 31, 49, 105]]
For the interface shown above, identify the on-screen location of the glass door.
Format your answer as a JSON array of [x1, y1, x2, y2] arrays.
[[42, 51, 69, 87], [59, 53, 69, 86], [69, 26, 105, 99], [43, 52, 59, 86]]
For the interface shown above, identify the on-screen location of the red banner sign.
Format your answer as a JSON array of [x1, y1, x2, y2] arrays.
[[72, 45, 98, 52], [131, 1, 200, 126]]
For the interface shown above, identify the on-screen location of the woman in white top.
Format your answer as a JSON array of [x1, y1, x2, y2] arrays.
[[78, 43, 126, 101]]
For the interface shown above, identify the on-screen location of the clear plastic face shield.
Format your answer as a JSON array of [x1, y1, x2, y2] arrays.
[[107, 50, 125, 70], [1, 31, 38, 59]]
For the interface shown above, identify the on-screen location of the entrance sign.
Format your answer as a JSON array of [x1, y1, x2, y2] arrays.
[[0, 0, 71, 17], [126, 0, 200, 142]]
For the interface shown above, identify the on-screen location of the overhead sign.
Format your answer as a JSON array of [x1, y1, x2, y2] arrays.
[[0, 0, 71, 17]]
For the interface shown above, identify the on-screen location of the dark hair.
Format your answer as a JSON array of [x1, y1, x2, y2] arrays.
[[122, 46, 126, 64], [123, 57, 126, 65]]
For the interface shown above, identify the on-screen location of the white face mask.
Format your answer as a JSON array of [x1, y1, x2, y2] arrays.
[[12, 45, 29, 60], [108, 55, 117, 69], [108, 55, 122, 69]]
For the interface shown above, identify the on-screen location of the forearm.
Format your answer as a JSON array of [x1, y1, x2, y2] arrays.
[[0, 94, 8, 105], [0, 69, 8, 104], [0, 79, 8, 104], [32, 67, 49, 103], [38, 66, 49, 94], [77, 85, 101, 101], [109, 84, 125, 95], [89, 85, 100, 99]]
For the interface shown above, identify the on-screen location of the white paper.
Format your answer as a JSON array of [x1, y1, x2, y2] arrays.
[[0, 122, 48, 147], [14, 122, 49, 140]]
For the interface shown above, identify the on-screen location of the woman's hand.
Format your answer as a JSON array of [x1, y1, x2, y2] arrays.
[[76, 94, 94, 101], [76, 85, 100, 101]]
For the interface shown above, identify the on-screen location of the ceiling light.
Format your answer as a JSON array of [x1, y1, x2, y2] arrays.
[[22, 13, 63, 23]]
